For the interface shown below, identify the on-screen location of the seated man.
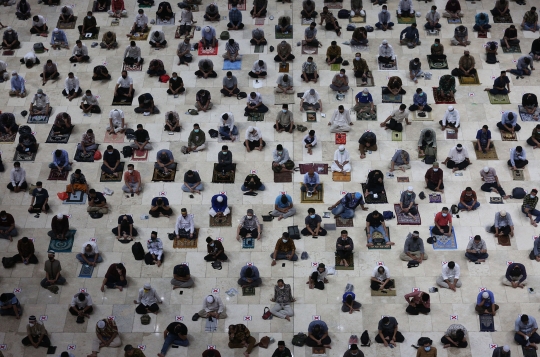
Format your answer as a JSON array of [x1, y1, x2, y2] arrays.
[[157, 1, 173, 20], [228, 3, 244, 30], [528, 124, 540, 149], [244, 126, 266, 152], [218, 113, 237, 141], [15, 1, 30, 20], [238, 265, 261, 287], [400, 231, 426, 262], [251, 28, 267, 46], [186, 123, 206, 152], [20, 51, 40, 69], [49, 214, 68, 240], [443, 0, 463, 18], [331, 145, 351, 173], [9, 71, 26, 98], [302, 0, 318, 18], [0, 292, 22, 318], [271, 232, 298, 265], [352, 53, 370, 84], [522, 7, 539, 31], [22, 316, 51, 349], [307, 263, 328, 291], [330, 69, 349, 92], [108, 0, 127, 18], [270, 193, 296, 221], [134, 283, 161, 314], [481, 167, 509, 199], [504, 262, 527, 288], [432, 207, 453, 237], [376, 316, 404, 346], [476, 125, 493, 153], [354, 88, 375, 115], [502, 24, 519, 49], [135, 93, 159, 115], [30, 15, 48, 35], [244, 92, 269, 116], [223, 39, 241, 62], [508, 145, 528, 169], [441, 324, 468, 348], [301, 170, 321, 195], [515, 314, 540, 350], [465, 235, 488, 262], [147, 59, 166, 77], [12, 236, 37, 265], [41, 251, 66, 288], [93, 65, 111, 81], [100, 263, 127, 292], [452, 51, 476, 80], [437, 261, 461, 290], [198, 294, 227, 319], [0, 210, 17, 241], [366, 211, 392, 247], [379, 40, 397, 67], [275, 74, 294, 95], [350, 27, 368, 46], [409, 88, 432, 112], [123, 164, 142, 195], [405, 290, 430, 315], [131, 124, 153, 151], [329, 106, 353, 133], [306, 319, 331, 347], [52, 112, 72, 136], [176, 38, 192, 67], [342, 291, 362, 314], [195, 90, 212, 112], [76, 241, 103, 266], [50, 28, 68, 50], [100, 31, 118, 50], [174, 208, 195, 240], [150, 197, 173, 218], [300, 88, 322, 111], [205, 237, 227, 262], [107, 109, 126, 135], [320, 7, 341, 35], [476, 290, 498, 315], [409, 58, 423, 84], [301, 57, 319, 83], [236, 209, 261, 240], [145, 232, 164, 266], [250, 0, 267, 17], [3, 27, 20, 49], [171, 263, 194, 289], [30, 89, 51, 116], [0, 113, 18, 137], [509, 55, 535, 78], [425, 6, 441, 31], [275, 16, 292, 34], [112, 214, 138, 239], [272, 144, 294, 173], [7, 162, 27, 193], [336, 230, 353, 267], [201, 26, 218, 48], [241, 173, 265, 193], [304, 130, 318, 155], [28, 181, 49, 214], [399, 186, 418, 217], [155, 149, 176, 176], [440, 105, 460, 132], [274, 40, 295, 62], [49, 149, 72, 172], [178, 7, 195, 37], [87, 189, 108, 216], [400, 23, 420, 48], [221, 72, 239, 97], [114, 71, 134, 103], [124, 42, 144, 66], [383, 76, 405, 95], [326, 41, 343, 65], [442, 144, 470, 172], [304, 22, 319, 47], [458, 187, 480, 211], [228, 324, 256, 355], [209, 194, 230, 218], [204, 3, 220, 21], [425, 162, 444, 193], [130, 9, 149, 35], [167, 73, 185, 98], [437, 74, 456, 101], [376, 6, 394, 30], [364, 169, 384, 198], [389, 149, 410, 172], [249, 60, 267, 79], [430, 38, 446, 62], [301, 208, 327, 237], [451, 25, 470, 46], [474, 12, 491, 32], [80, 90, 101, 114], [181, 169, 203, 194], [89, 319, 121, 356], [78, 11, 98, 35], [523, 93, 538, 116], [159, 321, 189, 355], [62, 72, 82, 101]]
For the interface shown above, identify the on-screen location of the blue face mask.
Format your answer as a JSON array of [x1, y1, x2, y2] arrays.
[[424, 347, 431, 352], [194, 129, 199, 133], [310, 214, 316, 219], [419, 92, 424, 96]]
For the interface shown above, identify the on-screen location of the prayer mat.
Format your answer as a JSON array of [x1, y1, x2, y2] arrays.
[[429, 193, 442, 203], [335, 133, 346, 144], [13, 147, 38, 162], [500, 41, 521, 54], [356, 73, 374, 87], [432, 88, 456, 104], [212, 163, 236, 183], [331, 64, 341, 71], [299, 163, 328, 174], [191, 5, 199, 11], [479, 314, 495, 332], [378, 61, 398, 71], [63, 192, 87, 205], [397, 177, 409, 182], [324, 223, 336, 231], [104, 132, 125, 143], [518, 105, 540, 122], [57, 17, 77, 29], [254, 45, 264, 53], [382, 88, 402, 103], [490, 196, 503, 204], [306, 111, 317, 122], [335, 254, 354, 270], [446, 129, 458, 139], [112, 95, 135, 106], [391, 131, 402, 141], [522, 346, 537, 357], [302, 18, 313, 25], [156, 14, 175, 25], [79, 27, 100, 40], [397, 16, 416, 24], [350, 16, 366, 23], [493, 14, 513, 24], [27, 114, 49, 124], [333, 172, 351, 182], [278, 63, 289, 73], [48, 231, 76, 253], [275, 29, 293, 39], [228, 2, 246, 10], [351, 45, 369, 52], [247, 113, 264, 122], [151, 168, 176, 182], [478, 31, 487, 38], [458, 73, 480, 85], [2, 50, 14, 56], [173, 237, 199, 249], [123, 63, 142, 72], [47, 347, 57, 355], [274, 93, 295, 105], [367, 229, 392, 250], [301, 43, 318, 55], [255, 17, 265, 25], [45, 128, 70, 144], [336, 216, 353, 227], [0, 133, 16, 144], [209, 210, 233, 227], [111, 20, 120, 26], [274, 171, 292, 183], [355, 107, 377, 121], [74, 149, 95, 163], [129, 29, 150, 41], [242, 287, 255, 296], [100, 162, 125, 182], [131, 149, 149, 162], [323, 1, 342, 8], [300, 186, 324, 203], [427, 55, 449, 70], [412, 110, 432, 121], [447, 17, 462, 24], [431, 226, 457, 250], [513, 169, 525, 181], [94, 1, 110, 11], [138, 3, 152, 7], [488, 92, 511, 105], [501, 131, 517, 141], [242, 237, 255, 249], [78, 264, 94, 278], [361, 183, 388, 203], [223, 59, 242, 70], [474, 145, 499, 160], [497, 234, 511, 246], [371, 284, 397, 295], [198, 43, 218, 56], [47, 169, 68, 181], [394, 204, 421, 225]]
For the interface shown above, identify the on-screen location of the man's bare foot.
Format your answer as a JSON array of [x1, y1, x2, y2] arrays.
[[387, 242, 395, 246], [478, 259, 485, 263], [452, 168, 458, 173], [285, 315, 290, 321], [158, 353, 166, 357], [360, 154, 366, 159], [443, 345, 451, 349], [366, 243, 373, 247], [118, 286, 123, 291], [278, 216, 283, 221]]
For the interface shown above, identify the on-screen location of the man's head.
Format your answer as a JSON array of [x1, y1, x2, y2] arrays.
[[412, 231, 419, 240], [278, 341, 286, 351], [399, 104, 407, 112], [181, 208, 188, 217], [122, 70, 128, 78], [308, 207, 316, 216], [474, 235, 481, 242], [516, 145, 523, 153], [310, 22, 316, 29], [150, 231, 157, 241], [422, 292, 430, 302], [127, 164, 134, 173], [47, 250, 55, 261], [193, 123, 200, 131], [277, 279, 284, 288], [448, 261, 455, 269], [341, 230, 348, 238], [130, 40, 136, 48], [246, 209, 254, 219], [77, 293, 86, 302], [382, 316, 390, 325], [456, 143, 463, 152], [338, 105, 344, 114], [339, 69, 346, 77]]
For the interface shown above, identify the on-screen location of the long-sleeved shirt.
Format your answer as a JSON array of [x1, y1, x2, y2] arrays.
[[175, 214, 195, 234], [516, 315, 538, 334], [245, 127, 262, 141], [303, 133, 317, 146], [426, 11, 440, 23], [418, 128, 436, 147], [151, 31, 165, 43], [276, 42, 292, 57], [273, 283, 293, 304], [202, 26, 216, 41], [378, 10, 391, 24], [403, 234, 424, 253], [303, 172, 320, 185], [501, 111, 518, 127], [71, 292, 92, 309], [475, 13, 489, 25], [52, 150, 70, 167], [401, 26, 419, 40], [239, 214, 260, 230], [425, 167, 443, 185], [330, 110, 351, 127], [252, 28, 264, 40], [273, 148, 290, 165], [302, 90, 320, 104], [274, 238, 296, 253], [391, 150, 410, 166], [26, 322, 48, 337], [448, 146, 469, 163], [442, 109, 460, 126], [124, 46, 141, 61], [251, 60, 266, 72], [353, 57, 369, 73], [225, 41, 240, 55], [333, 149, 350, 164], [302, 61, 318, 74], [17, 239, 34, 257], [229, 8, 242, 23], [50, 30, 67, 45], [480, 167, 499, 184], [211, 195, 228, 213], [72, 44, 88, 57], [523, 194, 539, 210], [304, 26, 317, 39], [156, 149, 174, 164], [400, 191, 416, 207], [359, 131, 376, 145], [494, 212, 513, 228], [398, 0, 413, 13], [147, 238, 163, 259], [51, 215, 69, 234], [64, 76, 80, 93], [517, 55, 534, 71], [506, 263, 527, 283], [458, 54, 474, 70], [336, 236, 354, 251], [111, 0, 125, 11], [80, 241, 99, 256], [136, 287, 160, 305], [202, 295, 224, 313], [510, 147, 527, 166], [179, 9, 193, 25], [413, 92, 428, 106], [10, 75, 25, 92], [239, 265, 260, 282], [476, 290, 495, 307], [32, 94, 50, 108], [441, 263, 460, 280], [188, 129, 206, 147], [217, 151, 232, 165]]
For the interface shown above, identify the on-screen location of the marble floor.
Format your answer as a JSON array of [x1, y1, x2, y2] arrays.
[[0, 0, 540, 356]]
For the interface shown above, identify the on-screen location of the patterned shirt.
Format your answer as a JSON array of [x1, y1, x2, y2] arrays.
[[446, 324, 467, 338], [229, 8, 242, 23], [273, 283, 293, 304], [239, 215, 260, 230], [466, 238, 486, 251], [523, 193, 538, 209], [96, 319, 118, 339], [81, 132, 95, 146], [225, 41, 239, 55]]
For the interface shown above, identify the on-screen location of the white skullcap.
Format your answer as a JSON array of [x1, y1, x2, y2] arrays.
[[363, 88, 369, 93], [407, 186, 413, 191], [205, 26, 211, 32], [482, 291, 489, 298], [6, 26, 11, 31], [247, 126, 254, 132], [143, 283, 151, 289], [500, 210, 507, 216], [503, 345, 510, 352], [339, 145, 345, 151], [448, 105, 454, 111], [206, 295, 214, 303], [11, 71, 16, 75], [97, 320, 106, 329], [382, 39, 388, 44], [483, 166, 489, 173], [217, 196, 223, 202], [57, 213, 63, 219], [53, 28, 59, 33]]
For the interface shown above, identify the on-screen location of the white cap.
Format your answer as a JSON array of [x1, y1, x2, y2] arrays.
[[247, 126, 254, 132], [482, 292, 489, 299], [11, 71, 16, 75], [53, 28, 59, 33], [363, 88, 369, 93], [339, 145, 345, 151], [503, 345, 510, 352], [205, 26, 210, 32], [206, 295, 214, 303], [97, 320, 106, 329], [500, 210, 507, 216], [448, 105, 454, 111], [217, 196, 223, 202], [483, 166, 489, 173], [382, 39, 388, 44], [6, 26, 11, 31], [407, 186, 413, 191], [143, 283, 151, 289], [57, 213, 63, 219]]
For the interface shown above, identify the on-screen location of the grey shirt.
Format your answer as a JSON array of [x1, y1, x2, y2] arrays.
[[403, 234, 424, 253], [400, 191, 416, 207], [222, 75, 238, 89], [391, 150, 409, 166], [378, 317, 398, 334]]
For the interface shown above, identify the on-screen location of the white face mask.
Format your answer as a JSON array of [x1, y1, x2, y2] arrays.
[[282, 109, 287, 113], [339, 74, 344, 77], [37, 94, 42, 98], [433, 168, 439, 172], [37, 188, 42, 191], [355, 57, 360, 60], [279, 286, 284, 289], [442, 213, 448, 217], [247, 215, 253, 220], [531, 195, 536, 199], [210, 243, 214, 247], [282, 239, 288, 243], [128, 170, 133, 174]]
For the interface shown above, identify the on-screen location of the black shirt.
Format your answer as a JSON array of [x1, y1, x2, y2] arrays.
[[366, 212, 384, 227], [304, 214, 322, 229], [272, 347, 292, 357], [117, 215, 134, 224], [103, 149, 120, 166], [166, 322, 188, 335], [169, 77, 183, 89], [32, 188, 49, 206], [173, 264, 190, 276], [183, 172, 201, 184], [134, 129, 150, 143], [139, 93, 153, 104], [91, 192, 106, 205]]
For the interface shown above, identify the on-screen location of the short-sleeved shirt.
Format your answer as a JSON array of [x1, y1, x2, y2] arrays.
[[494, 76, 510, 88], [434, 211, 452, 226], [275, 194, 293, 209], [166, 322, 188, 335], [173, 264, 190, 276], [151, 197, 169, 206], [366, 212, 384, 227], [32, 188, 49, 206], [91, 192, 106, 205], [378, 317, 398, 334], [304, 214, 322, 229]]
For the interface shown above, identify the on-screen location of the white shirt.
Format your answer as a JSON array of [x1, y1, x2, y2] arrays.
[[442, 109, 460, 126], [135, 13, 148, 27], [333, 149, 350, 164], [80, 241, 99, 255], [136, 287, 160, 305], [70, 293, 92, 309], [151, 30, 165, 43], [0, 60, 6, 71], [72, 44, 88, 57], [302, 90, 321, 104], [23, 52, 36, 63], [175, 214, 195, 234], [123, 46, 141, 61], [441, 262, 460, 280], [81, 94, 99, 106], [247, 92, 263, 105], [109, 109, 125, 121], [202, 295, 224, 313], [116, 75, 133, 88], [372, 265, 390, 280], [330, 109, 351, 126], [31, 94, 49, 107], [398, 0, 413, 13], [32, 15, 46, 27], [147, 238, 163, 259], [246, 127, 262, 141], [220, 113, 235, 130], [10, 167, 26, 185], [179, 9, 193, 25], [252, 60, 267, 72], [448, 146, 469, 163], [65, 76, 80, 92], [378, 44, 395, 59]]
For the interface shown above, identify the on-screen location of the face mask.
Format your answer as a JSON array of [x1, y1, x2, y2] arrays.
[[282, 239, 288, 243], [310, 214, 316, 219], [537, 131, 540, 134], [37, 188, 42, 191], [424, 347, 431, 352], [456, 149, 462, 152], [531, 195, 536, 199], [194, 129, 199, 133], [14, 168, 19, 172], [108, 151, 113, 154], [182, 214, 187, 218], [279, 286, 284, 289], [222, 151, 227, 154], [431, 10, 435, 12], [128, 170, 133, 174], [282, 109, 287, 113], [339, 74, 344, 77], [465, 54, 470, 57], [277, 151, 282, 155], [37, 94, 42, 98], [247, 215, 253, 220], [362, 93, 368, 96], [433, 168, 439, 172], [413, 237, 418, 240], [382, 9, 387, 13], [227, 77, 232, 80], [87, 16, 91, 19], [210, 243, 214, 247], [434, 43, 439, 46], [355, 56, 360, 61], [407, 192, 411, 195], [419, 92, 424, 96], [442, 213, 448, 217], [143, 289, 149, 293], [339, 150, 345, 153], [29, 323, 35, 326], [232, 6, 236, 9]]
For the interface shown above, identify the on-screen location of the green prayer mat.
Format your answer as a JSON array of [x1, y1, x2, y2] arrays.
[[247, 113, 264, 122], [397, 16, 416, 24], [355, 105, 377, 121], [242, 287, 255, 296], [391, 131, 402, 141], [488, 92, 511, 105], [254, 45, 264, 53], [275, 29, 293, 39], [500, 40, 521, 53], [331, 64, 341, 71], [427, 55, 449, 70]]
